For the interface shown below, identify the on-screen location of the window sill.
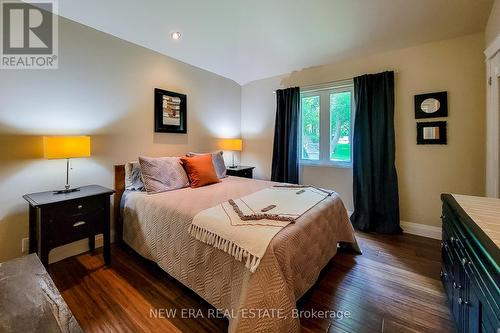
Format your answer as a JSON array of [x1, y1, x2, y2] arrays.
[[299, 160, 352, 169]]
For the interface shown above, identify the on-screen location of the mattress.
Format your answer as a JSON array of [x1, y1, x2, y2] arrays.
[[122, 176, 358, 332]]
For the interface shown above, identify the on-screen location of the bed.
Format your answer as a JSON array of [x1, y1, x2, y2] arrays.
[[114, 165, 359, 332]]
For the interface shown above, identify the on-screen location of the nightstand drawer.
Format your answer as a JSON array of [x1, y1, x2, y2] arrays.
[[48, 210, 103, 247], [226, 166, 254, 178], [47, 196, 104, 219], [240, 169, 253, 178]]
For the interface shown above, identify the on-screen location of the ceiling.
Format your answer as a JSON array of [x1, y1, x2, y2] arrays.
[[57, 0, 493, 85]]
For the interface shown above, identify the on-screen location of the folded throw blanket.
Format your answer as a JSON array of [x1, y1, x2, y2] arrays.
[[188, 186, 332, 272]]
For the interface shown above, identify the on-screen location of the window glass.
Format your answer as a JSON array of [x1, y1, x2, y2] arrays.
[[329, 91, 352, 162], [301, 96, 320, 160]]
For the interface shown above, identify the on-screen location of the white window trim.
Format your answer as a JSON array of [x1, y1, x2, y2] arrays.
[[299, 80, 355, 168]]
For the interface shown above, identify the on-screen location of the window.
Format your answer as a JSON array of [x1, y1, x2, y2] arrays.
[[300, 81, 354, 167]]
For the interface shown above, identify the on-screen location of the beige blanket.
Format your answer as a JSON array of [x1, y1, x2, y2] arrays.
[[189, 187, 333, 272], [123, 176, 358, 332]]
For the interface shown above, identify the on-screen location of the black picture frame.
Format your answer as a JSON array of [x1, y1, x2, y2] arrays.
[[417, 121, 447, 145], [414, 91, 448, 119], [154, 88, 187, 133]]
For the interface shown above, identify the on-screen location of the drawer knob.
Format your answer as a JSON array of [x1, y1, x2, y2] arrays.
[[73, 221, 86, 227], [461, 258, 471, 266]]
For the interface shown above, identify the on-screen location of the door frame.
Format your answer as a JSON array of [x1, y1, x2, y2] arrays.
[[485, 34, 500, 197]]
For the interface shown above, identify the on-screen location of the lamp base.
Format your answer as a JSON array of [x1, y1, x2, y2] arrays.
[[53, 188, 80, 195]]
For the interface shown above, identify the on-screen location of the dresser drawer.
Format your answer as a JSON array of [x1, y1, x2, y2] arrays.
[[441, 244, 455, 304], [442, 213, 466, 262], [461, 242, 500, 318]]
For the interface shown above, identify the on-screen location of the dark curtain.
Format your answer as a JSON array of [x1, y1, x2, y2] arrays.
[[271, 87, 300, 183], [350, 71, 402, 234]]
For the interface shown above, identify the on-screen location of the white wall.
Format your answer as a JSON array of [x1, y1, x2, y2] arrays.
[[241, 33, 486, 227], [0, 17, 241, 262], [241, 75, 285, 179]]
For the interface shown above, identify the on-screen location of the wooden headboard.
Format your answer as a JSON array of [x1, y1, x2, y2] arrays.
[[114, 165, 125, 244]]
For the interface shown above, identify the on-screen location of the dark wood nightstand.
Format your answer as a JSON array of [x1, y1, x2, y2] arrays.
[[226, 166, 255, 178], [23, 185, 114, 268]]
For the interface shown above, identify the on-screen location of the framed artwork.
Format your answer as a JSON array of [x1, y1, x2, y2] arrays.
[[414, 91, 448, 119], [417, 121, 447, 145], [154, 88, 187, 133]]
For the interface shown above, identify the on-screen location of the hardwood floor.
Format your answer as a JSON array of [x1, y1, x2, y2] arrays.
[[49, 232, 456, 333]]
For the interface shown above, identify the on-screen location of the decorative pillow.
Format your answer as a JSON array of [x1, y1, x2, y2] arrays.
[[125, 161, 145, 191], [180, 154, 221, 188], [138, 156, 190, 194], [187, 151, 227, 178]]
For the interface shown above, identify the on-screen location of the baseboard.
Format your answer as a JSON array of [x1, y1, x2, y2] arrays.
[[48, 234, 110, 264], [401, 220, 442, 240], [347, 211, 442, 240]]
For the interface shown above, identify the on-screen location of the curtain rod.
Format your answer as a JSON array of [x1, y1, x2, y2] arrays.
[[272, 77, 352, 94], [272, 71, 398, 93], [300, 78, 354, 93]]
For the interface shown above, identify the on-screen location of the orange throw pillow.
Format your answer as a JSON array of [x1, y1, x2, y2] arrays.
[[181, 154, 221, 188]]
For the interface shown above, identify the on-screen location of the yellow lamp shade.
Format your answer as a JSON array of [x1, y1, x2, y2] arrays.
[[219, 139, 242, 151], [43, 136, 91, 159]]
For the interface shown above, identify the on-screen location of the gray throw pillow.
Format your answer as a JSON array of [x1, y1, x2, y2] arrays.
[[138, 156, 190, 194], [187, 151, 227, 178], [125, 161, 145, 191]]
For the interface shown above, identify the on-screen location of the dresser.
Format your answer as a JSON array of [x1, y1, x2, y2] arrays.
[[441, 194, 499, 333]]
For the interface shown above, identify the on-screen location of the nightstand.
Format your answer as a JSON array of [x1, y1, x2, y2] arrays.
[[23, 185, 114, 268], [226, 166, 255, 178]]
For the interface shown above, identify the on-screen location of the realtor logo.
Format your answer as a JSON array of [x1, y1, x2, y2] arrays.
[[1, 0, 58, 69]]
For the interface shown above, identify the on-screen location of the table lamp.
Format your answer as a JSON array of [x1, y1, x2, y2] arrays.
[[43, 136, 91, 194], [219, 138, 242, 168]]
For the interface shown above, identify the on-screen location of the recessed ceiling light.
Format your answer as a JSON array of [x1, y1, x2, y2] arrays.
[[171, 32, 181, 40]]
